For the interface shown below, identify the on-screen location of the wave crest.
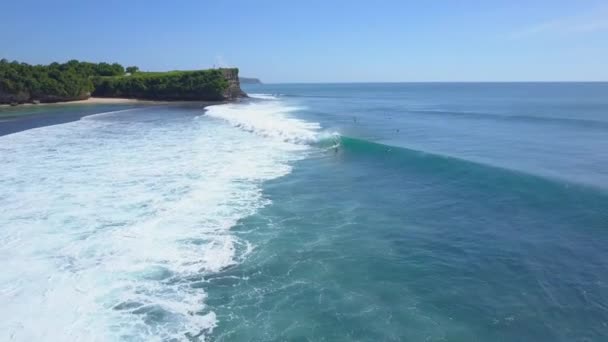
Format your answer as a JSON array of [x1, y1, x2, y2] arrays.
[[205, 101, 324, 144], [247, 93, 280, 100]]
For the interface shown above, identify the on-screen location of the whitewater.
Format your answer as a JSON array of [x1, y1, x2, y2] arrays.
[[0, 98, 317, 341]]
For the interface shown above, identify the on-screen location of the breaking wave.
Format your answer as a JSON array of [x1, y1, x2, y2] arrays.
[[0, 102, 317, 341]]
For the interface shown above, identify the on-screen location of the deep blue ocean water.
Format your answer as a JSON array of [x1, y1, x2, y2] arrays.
[[1, 83, 607, 341]]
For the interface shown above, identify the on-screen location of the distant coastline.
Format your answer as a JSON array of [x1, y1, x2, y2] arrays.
[[239, 77, 262, 84]]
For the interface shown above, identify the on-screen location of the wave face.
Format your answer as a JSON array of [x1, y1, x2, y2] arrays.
[[332, 135, 606, 197], [214, 83, 608, 341], [0, 104, 314, 341], [242, 82, 608, 189]]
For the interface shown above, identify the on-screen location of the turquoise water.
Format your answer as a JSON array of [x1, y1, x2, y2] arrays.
[[208, 83, 608, 341], [1, 83, 608, 341]]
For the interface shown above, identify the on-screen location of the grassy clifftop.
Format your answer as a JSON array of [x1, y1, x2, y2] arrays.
[[0, 59, 245, 104], [92, 69, 237, 101]]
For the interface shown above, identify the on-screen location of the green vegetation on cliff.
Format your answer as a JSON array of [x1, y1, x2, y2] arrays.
[[92, 70, 231, 101], [0, 59, 243, 104], [0, 60, 124, 104]]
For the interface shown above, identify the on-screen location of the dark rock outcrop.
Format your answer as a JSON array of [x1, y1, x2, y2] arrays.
[[0, 90, 31, 104], [221, 69, 248, 99], [0, 90, 90, 105], [36, 93, 90, 103]]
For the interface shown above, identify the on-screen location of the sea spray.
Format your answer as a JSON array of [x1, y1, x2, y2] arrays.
[[205, 99, 322, 144]]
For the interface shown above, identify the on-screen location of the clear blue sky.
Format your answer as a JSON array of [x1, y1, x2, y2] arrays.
[[2, 0, 607, 83]]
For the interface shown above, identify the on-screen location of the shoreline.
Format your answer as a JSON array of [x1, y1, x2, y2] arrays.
[[0, 97, 165, 108], [0, 97, 225, 137]]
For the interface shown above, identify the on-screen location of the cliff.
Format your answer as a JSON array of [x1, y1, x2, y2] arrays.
[[0, 89, 31, 104], [0, 59, 247, 105], [0, 89, 91, 105], [222, 69, 248, 99], [92, 68, 247, 102]]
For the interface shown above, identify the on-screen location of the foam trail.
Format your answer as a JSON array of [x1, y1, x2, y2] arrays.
[[0, 103, 317, 341], [81, 107, 146, 120]]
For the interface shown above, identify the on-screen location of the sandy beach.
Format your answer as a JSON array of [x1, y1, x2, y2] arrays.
[[0, 97, 163, 108], [0, 97, 222, 136], [58, 97, 159, 105], [0, 97, 164, 136]]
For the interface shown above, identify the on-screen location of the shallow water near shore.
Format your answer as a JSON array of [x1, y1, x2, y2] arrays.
[[1, 83, 608, 341]]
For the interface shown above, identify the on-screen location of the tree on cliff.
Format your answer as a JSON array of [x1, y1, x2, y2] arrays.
[[94, 63, 124, 76], [0, 60, 126, 103], [126, 66, 139, 74]]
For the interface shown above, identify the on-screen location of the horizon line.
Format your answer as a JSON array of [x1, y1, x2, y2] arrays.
[[253, 80, 608, 85]]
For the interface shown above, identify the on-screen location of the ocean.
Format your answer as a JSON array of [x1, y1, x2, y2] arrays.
[[1, 83, 607, 341]]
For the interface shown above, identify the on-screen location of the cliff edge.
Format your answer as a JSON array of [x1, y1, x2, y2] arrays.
[[221, 68, 248, 99]]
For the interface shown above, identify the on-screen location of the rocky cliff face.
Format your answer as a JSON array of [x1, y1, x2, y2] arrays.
[[0, 90, 30, 104], [221, 68, 247, 99], [0, 90, 90, 105]]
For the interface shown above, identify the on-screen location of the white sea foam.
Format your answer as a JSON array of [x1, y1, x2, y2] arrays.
[[80, 107, 145, 120], [247, 93, 279, 100], [205, 101, 322, 144], [0, 102, 315, 341]]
